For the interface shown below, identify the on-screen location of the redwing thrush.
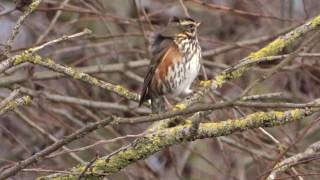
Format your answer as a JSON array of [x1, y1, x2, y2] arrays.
[[139, 17, 201, 113]]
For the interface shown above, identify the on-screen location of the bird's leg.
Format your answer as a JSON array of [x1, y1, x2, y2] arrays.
[[163, 96, 173, 109]]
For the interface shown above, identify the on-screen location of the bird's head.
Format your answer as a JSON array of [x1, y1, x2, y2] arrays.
[[172, 17, 201, 37]]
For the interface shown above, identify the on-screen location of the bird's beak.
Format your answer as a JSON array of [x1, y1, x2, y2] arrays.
[[196, 22, 201, 27]]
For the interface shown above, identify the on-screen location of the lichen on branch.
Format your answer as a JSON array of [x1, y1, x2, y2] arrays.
[[10, 51, 141, 103], [214, 15, 320, 87], [0, 96, 32, 115], [41, 107, 316, 180]]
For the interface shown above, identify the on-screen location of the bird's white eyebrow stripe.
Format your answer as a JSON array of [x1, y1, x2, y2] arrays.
[[179, 21, 196, 26]]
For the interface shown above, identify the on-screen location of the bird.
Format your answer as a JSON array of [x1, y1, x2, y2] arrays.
[[139, 17, 201, 113]]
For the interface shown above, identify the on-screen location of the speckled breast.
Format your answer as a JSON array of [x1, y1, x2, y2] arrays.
[[163, 38, 201, 96]]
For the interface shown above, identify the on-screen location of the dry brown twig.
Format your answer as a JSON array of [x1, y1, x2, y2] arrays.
[[267, 141, 320, 180], [3, 0, 42, 56], [14, 109, 86, 164], [0, 28, 92, 74], [36, 0, 71, 44]]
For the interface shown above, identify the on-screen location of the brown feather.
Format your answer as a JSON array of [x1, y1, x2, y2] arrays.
[[139, 42, 182, 106], [154, 43, 181, 82]]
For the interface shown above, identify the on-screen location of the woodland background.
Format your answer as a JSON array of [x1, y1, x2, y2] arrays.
[[1, 0, 320, 180]]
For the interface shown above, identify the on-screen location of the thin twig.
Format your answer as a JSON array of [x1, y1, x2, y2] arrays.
[[14, 109, 86, 164], [36, 0, 71, 43], [0, 89, 20, 110], [268, 141, 320, 180], [3, 0, 42, 56], [0, 96, 31, 116], [0, 29, 92, 74]]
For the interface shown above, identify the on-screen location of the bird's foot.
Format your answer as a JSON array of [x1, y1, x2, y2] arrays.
[[183, 88, 193, 95], [164, 96, 173, 110]]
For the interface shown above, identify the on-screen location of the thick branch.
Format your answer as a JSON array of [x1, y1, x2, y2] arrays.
[[41, 107, 318, 179], [11, 52, 141, 103]]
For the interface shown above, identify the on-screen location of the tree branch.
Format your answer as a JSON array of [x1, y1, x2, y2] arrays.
[[10, 52, 141, 103], [267, 141, 320, 180], [3, 0, 42, 56], [0, 95, 31, 116], [41, 107, 318, 180]]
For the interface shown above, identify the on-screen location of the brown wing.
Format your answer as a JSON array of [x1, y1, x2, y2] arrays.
[[139, 40, 182, 106], [152, 43, 182, 85]]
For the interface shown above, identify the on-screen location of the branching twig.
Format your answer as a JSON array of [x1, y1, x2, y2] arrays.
[[190, 0, 298, 22], [0, 29, 92, 74], [202, 25, 295, 57], [19, 87, 148, 113], [32, 28, 92, 52], [240, 31, 320, 97], [0, 88, 20, 110], [0, 59, 149, 86], [0, 96, 31, 116], [215, 15, 320, 87], [14, 109, 86, 164], [3, 0, 42, 56], [41, 107, 318, 179], [10, 52, 141, 103], [36, 0, 71, 43], [48, 133, 146, 159], [267, 141, 320, 180]]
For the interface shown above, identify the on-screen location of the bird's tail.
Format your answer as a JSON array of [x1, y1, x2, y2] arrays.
[[151, 94, 166, 113]]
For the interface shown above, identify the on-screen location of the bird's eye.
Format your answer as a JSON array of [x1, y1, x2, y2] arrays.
[[187, 24, 194, 29]]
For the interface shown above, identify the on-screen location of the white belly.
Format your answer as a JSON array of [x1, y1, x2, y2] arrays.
[[170, 49, 201, 96], [163, 37, 201, 97], [179, 51, 201, 95]]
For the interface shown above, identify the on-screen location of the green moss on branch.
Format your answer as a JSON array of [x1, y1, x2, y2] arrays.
[[10, 52, 141, 103], [40, 107, 316, 180], [0, 96, 32, 115], [214, 14, 320, 87]]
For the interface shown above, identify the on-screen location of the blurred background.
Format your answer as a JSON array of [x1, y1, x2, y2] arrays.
[[1, 0, 320, 179]]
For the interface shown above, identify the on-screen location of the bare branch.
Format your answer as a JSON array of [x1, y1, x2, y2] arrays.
[[0, 96, 31, 116], [268, 141, 320, 180], [3, 0, 42, 56]]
